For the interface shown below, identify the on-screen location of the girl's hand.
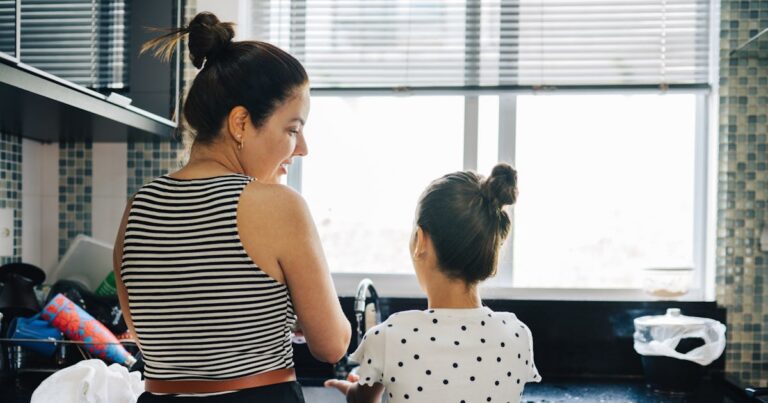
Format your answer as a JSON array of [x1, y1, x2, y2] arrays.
[[323, 373, 360, 395]]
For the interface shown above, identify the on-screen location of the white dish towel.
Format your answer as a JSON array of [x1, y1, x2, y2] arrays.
[[31, 359, 144, 403]]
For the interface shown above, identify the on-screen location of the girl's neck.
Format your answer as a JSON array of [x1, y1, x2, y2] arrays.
[[425, 275, 482, 309]]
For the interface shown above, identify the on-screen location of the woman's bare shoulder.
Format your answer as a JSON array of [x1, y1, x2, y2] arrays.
[[238, 181, 311, 227]]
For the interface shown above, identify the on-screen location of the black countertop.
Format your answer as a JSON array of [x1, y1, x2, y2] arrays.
[[0, 374, 757, 402], [278, 375, 755, 403], [521, 377, 750, 403]]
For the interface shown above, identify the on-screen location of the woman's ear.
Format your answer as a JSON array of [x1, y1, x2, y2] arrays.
[[226, 106, 249, 146]]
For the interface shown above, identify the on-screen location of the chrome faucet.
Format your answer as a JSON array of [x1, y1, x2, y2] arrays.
[[354, 278, 380, 345], [334, 278, 381, 380]]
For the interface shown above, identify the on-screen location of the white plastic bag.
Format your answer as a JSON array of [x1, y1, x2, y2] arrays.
[[31, 359, 144, 403], [633, 309, 726, 366]]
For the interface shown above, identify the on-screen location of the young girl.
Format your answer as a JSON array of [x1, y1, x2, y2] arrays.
[[326, 163, 539, 402]]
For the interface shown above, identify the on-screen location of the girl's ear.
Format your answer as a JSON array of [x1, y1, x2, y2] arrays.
[[413, 226, 426, 260]]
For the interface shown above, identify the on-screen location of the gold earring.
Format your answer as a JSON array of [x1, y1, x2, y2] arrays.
[[237, 137, 243, 150]]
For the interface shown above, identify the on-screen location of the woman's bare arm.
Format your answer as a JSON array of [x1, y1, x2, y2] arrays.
[[239, 183, 351, 363]]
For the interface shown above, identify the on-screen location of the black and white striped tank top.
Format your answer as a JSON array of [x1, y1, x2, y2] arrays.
[[121, 174, 297, 380]]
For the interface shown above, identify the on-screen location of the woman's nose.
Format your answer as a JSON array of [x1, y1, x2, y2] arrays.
[[294, 133, 308, 157]]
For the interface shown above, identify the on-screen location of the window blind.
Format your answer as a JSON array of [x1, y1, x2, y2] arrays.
[[19, 0, 129, 90], [253, 0, 710, 90]]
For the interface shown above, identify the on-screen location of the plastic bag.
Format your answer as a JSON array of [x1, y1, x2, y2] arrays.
[[31, 359, 144, 403], [633, 314, 726, 366]]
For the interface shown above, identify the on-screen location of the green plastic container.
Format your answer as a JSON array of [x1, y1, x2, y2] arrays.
[[95, 271, 117, 296]]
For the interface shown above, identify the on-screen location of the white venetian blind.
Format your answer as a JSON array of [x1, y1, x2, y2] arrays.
[[254, 0, 710, 89]]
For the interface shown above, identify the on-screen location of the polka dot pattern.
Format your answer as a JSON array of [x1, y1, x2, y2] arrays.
[[349, 307, 540, 403]]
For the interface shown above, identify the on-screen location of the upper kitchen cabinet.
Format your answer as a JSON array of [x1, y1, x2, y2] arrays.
[[0, 1, 16, 58], [0, 0, 182, 142]]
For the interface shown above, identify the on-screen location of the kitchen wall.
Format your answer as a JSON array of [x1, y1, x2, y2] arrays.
[[2, 0, 196, 274], [21, 139, 57, 270], [18, 140, 130, 271], [126, 137, 185, 197], [0, 131, 21, 266], [57, 141, 92, 259], [716, 0, 768, 388]]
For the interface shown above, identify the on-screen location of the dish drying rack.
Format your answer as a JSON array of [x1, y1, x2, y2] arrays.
[[0, 337, 139, 373]]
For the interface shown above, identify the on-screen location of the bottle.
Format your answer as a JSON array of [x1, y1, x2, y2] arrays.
[[41, 293, 135, 367]]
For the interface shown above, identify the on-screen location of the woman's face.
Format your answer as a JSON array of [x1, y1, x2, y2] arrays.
[[241, 85, 310, 183]]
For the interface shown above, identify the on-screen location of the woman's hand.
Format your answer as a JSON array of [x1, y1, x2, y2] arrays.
[[324, 373, 360, 395]]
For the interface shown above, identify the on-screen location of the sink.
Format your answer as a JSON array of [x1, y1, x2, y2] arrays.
[[301, 386, 346, 402], [298, 279, 380, 402]]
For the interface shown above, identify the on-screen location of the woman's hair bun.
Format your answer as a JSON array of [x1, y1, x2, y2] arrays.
[[480, 163, 518, 208], [187, 12, 235, 69]]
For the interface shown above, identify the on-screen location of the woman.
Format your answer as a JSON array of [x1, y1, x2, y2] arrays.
[[112, 12, 350, 402]]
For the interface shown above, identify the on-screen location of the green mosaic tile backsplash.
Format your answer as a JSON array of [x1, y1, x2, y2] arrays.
[[126, 137, 185, 197], [716, 0, 768, 387], [58, 141, 92, 258], [0, 131, 22, 266]]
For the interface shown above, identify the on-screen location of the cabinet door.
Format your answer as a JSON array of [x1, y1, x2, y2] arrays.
[[18, 0, 129, 91], [0, 0, 17, 59]]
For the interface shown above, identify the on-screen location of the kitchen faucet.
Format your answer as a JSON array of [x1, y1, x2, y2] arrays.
[[334, 278, 381, 380], [354, 278, 380, 345]]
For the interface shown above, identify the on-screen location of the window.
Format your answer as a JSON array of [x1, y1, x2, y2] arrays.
[[302, 93, 701, 291], [301, 96, 464, 274], [510, 94, 697, 289], [221, 0, 715, 297]]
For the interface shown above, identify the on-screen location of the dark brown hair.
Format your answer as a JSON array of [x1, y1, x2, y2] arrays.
[[141, 12, 309, 144], [416, 163, 518, 284]]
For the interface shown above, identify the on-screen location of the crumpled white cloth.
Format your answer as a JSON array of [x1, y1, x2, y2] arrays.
[[32, 359, 144, 403]]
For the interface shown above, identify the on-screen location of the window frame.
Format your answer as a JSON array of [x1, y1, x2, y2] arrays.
[[277, 0, 721, 301], [288, 86, 715, 301]]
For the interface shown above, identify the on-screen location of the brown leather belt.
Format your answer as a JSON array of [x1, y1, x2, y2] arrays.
[[144, 368, 297, 394]]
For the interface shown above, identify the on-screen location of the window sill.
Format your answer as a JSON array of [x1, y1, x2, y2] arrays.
[[330, 272, 709, 302]]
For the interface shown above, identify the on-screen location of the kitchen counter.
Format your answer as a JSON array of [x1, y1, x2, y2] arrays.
[[518, 378, 741, 403], [1, 376, 752, 403], [0, 297, 740, 402], [303, 377, 750, 403]]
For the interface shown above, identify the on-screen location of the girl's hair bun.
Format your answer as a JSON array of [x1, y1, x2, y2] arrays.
[[187, 12, 235, 69], [480, 163, 518, 209]]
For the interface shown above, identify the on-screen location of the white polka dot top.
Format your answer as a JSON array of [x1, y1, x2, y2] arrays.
[[350, 307, 540, 403]]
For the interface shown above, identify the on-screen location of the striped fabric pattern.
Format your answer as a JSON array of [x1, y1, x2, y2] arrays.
[[121, 174, 296, 380]]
